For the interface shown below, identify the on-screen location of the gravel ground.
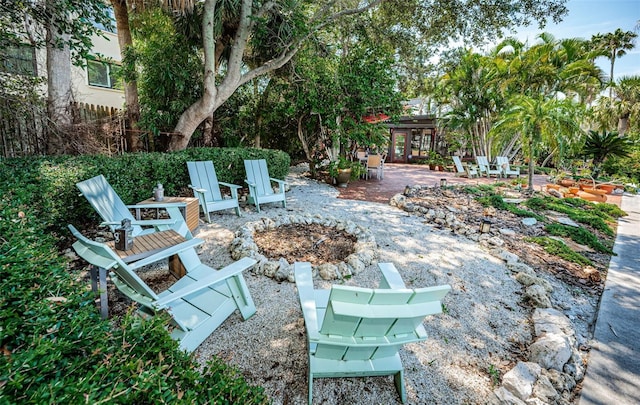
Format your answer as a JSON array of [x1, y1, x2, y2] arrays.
[[188, 165, 593, 405]]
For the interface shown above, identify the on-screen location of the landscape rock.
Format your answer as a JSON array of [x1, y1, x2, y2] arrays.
[[533, 308, 575, 337], [525, 284, 552, 308], [555, 217, 580, 227], [529, 334, 572, 371], [502, 361, 541, 400]]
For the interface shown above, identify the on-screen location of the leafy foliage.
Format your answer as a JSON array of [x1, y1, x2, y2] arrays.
[[582, 130, 632, 178], [544, 223, 613, 254], [0, 148, 289, 238], [524, 196, 619, 237], [475, 193, 546, 221], [525, 237, 592, 266]]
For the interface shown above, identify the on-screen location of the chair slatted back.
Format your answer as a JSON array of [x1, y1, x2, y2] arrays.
[[244, 159, 273, 196], [76, 175, 144, 235], [452, 156, 465, 173], [316, 284, 449, 361], [367, 154, 382, 168], [187, 161, 223, 201]]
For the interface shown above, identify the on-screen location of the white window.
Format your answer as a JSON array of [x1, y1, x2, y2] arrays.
[[87, 59, 122, 90]]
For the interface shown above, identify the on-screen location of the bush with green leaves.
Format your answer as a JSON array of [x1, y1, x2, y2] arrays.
[[0, 149, 287, 403], [0, 147, 289, 237]]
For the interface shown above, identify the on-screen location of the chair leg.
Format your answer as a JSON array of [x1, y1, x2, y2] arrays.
[[90, 265, 108, 319], [394, 369, 407, 404], [308, 370, 314, 405]]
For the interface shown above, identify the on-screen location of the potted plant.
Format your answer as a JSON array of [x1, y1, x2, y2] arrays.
[[329, 157, 364, 188]]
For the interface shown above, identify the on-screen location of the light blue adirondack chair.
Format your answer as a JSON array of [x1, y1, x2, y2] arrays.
[[496, 156, 520, 178], [187, 161, 242, 221], [294, 262, 451, 404], [76, 175, 192, 239], [68, 224, 257, 352], [476, 156, 502, 178], [244, 159, 287, 212]]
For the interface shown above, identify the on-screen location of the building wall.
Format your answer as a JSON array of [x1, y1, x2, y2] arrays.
[[30, 29, 124, 109], [71, 30, 124, 109]]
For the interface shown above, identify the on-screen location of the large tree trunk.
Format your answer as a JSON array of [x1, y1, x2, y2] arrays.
[[45, 2, 73, 155], [618, 114, 629, 136], [111, 0, 141, 151]]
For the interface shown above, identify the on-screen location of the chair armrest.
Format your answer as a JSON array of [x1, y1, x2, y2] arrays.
[[219, 182, 242, 190], [128, 238, 205, 270], [269, 178, 287, 185], [153, 257, 256, 309], [101, 219, 177, 228], [294, 262, 321, 340], [126, 202, 186, 209], [189, 185, 208, 194], [377, 262, 407, 289]]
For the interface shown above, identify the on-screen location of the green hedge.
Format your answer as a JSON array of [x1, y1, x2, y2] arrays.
[[0, 148, 287, 403], [1, 147, 289, 237]]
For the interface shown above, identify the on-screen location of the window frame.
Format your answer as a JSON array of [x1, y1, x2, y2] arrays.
[[86, 59, 123, 90], [1, 44, 37, 76]]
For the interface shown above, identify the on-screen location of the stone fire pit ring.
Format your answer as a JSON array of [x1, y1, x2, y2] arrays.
[[229, 214, 378, 282]]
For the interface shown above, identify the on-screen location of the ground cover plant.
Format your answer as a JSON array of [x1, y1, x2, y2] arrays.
[[406, 182, 624, 287], [0, 149, 289, 403]]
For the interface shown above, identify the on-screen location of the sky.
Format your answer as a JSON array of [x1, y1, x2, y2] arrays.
[[513, 0, 640, 78]]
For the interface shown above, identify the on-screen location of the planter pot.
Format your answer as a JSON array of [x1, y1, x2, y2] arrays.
[[335, 168, 352, 188], [558, 179, 575, 187], [429, 164, 437, 170], [578, 190, 607, 203], [596, 184, 616, 194]]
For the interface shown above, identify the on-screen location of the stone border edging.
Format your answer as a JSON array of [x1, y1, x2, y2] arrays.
[[229, 214, 378, 282]]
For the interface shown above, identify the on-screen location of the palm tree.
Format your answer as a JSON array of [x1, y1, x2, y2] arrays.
[[613, 75, 640, 135], [591, 29, 638, 98], [437, 50, 502, 158], [494, 94, 582, 192], [582, 130, 632, 178]]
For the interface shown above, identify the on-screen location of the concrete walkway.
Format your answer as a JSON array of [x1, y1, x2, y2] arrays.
[[579, 193, 640, 405]]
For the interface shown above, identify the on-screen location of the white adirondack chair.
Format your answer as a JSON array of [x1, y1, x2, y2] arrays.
[[244, 159, 287, 212], [496, 156, 520, 178], [475, 156, 502, 178], [294, 261, 451, 404], [452, 156, 478, 178], [68, 224, 257, 352], [187, 161, 242, 221]]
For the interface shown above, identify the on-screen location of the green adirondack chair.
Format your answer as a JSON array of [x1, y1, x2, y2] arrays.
[[187, 161, 242, 221], [243, 159, 287, 212], [76, 174, 192, 239], [294, 261, 451, 404], [68, 224, 257, 352]]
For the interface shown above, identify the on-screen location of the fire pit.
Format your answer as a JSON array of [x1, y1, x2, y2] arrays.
[[229, 214, 377, 281]]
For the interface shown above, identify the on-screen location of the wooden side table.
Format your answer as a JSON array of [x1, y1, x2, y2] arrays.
[[136, 196, 199, 232], [106, 229, 189, 279]]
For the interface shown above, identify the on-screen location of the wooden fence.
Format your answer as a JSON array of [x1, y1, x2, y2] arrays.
[[0, 100, 128, 157]]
